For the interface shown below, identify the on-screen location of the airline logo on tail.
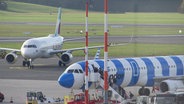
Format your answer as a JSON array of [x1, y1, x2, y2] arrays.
[[55, 7, 62, 36]]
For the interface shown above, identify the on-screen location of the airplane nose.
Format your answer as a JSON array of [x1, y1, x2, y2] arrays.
[[21, 49, 37, 59], [58, 73, 74, 88], [21, 50, 28, 57]]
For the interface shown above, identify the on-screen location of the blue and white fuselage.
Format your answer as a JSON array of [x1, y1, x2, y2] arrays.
[[58, 55, 184, 93]]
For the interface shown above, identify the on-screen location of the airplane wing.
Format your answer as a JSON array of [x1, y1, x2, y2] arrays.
[[153, 75, 184, 85], [0, 48, 20, 52], [49, 41, 133, 55], [64, 37, 85, 42], [154, 75, 184, 81], [49, 45, 104, 55]]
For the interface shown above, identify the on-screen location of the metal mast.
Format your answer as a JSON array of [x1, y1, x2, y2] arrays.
[[104, 0, 109, 104], [85, 0, 89, 104]]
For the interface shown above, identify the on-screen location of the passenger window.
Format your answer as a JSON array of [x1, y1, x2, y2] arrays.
[[74, 70, 79, 73], [33, 45, 37, 48], [24, 45, 28, 48], [79, 69, 83, 73], [67, 70, 74, 73]]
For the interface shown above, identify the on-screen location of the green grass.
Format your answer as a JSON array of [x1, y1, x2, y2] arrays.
[[0, 24, 183, 37], [0, 1, 183, 57], [1, 11, 184, 24], [0, 42, 184, 57], [108, 13, 184, 24], [0, 1, 184, 37], [0, 1, 184, 24]]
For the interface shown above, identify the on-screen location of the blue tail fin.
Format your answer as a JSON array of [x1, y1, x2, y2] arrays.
[[94, 48, 101, 60], [54, 7, 62, 36]]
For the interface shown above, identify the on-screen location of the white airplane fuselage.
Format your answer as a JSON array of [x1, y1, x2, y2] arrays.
[[21, 35, 63, 60]]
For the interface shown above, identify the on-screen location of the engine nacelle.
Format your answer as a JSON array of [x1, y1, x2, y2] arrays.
[[60, 52, 73, 64], [5, 53, 18, 64], [160, 80, 184, 92]]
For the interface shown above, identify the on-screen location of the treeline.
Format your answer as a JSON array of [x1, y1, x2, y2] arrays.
[[0, 1, 8, 10], [9, 0, 184, 12]]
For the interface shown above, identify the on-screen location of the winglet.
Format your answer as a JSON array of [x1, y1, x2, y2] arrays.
[[94, 48, 101, 60], [54, 7, 62, 36]]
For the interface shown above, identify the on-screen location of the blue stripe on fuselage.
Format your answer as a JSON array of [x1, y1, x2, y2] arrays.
[[111, 59, 124, 86], [78, 61, 93, 90], [95, 59, 104, 70], [171, 56, 184, 75], [126, 58, 140, 86], [78, 61, 85, 71], [141, 58, 155, 86], [156, 57, 169, 76]]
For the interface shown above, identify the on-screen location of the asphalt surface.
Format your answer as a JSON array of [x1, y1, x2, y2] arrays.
[[1, 35, 184, 44], [0, 56, 83, 104], [1, 22, 184, 27], [0, 56, 85, 80]]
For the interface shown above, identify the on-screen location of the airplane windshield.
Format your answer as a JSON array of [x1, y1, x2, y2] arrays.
[[67, 69, 83, 73], [67, 70, 74, 73], [24, 45, 37, 48]]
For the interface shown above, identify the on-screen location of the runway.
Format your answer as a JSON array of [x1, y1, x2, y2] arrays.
[[1, 35, 184, 44], [1, 22, 184, 27]]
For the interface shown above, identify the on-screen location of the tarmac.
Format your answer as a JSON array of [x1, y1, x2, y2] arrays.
[[0, 57, 83, 104]]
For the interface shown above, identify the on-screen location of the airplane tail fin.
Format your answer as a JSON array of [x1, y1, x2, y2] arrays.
[[94, 48, 101, 60], [54, 7, 62, 36]]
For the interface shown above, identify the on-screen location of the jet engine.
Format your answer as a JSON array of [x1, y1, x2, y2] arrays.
[[5, 53, 18, 64], [160, 80, 184, 92], [60, 52, 73, 64]]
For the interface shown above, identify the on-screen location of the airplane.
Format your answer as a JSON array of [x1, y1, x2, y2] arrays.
[[0, 7, 105, 69], [58, 53, 184, 98]]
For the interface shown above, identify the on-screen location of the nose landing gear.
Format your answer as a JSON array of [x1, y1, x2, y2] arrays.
[[138, 86, 150, 96], [22, 59, 34, 69]]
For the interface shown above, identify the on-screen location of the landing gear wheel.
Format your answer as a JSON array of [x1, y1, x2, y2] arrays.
[[145, 88, 150, 96], [58, 60, 62, 67], [139, 87, 144, 96], [28, 65, 34, 69], [22, 60, 30, 67], [58, 60, 66, 67], [139, 87, 150, 96], [27, 61, 30, 67], [23, 61, 26, 67], [63, 63, 66, 66]]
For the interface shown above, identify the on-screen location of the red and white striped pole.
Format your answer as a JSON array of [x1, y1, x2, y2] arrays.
[[85, 0, 89, 104], [104, 0, 109, 104]]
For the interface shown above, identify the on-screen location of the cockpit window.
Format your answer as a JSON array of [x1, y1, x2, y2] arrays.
[[67, 69, 83, 73], [67, 70, 74, 73], [24, 45, 37, 48], [74, 70, 79, 73], [79, 69, 83, 73]]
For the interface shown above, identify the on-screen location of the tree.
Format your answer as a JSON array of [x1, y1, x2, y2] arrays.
[[178, 0, 184, 13], [0, 1, 7, 10]]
